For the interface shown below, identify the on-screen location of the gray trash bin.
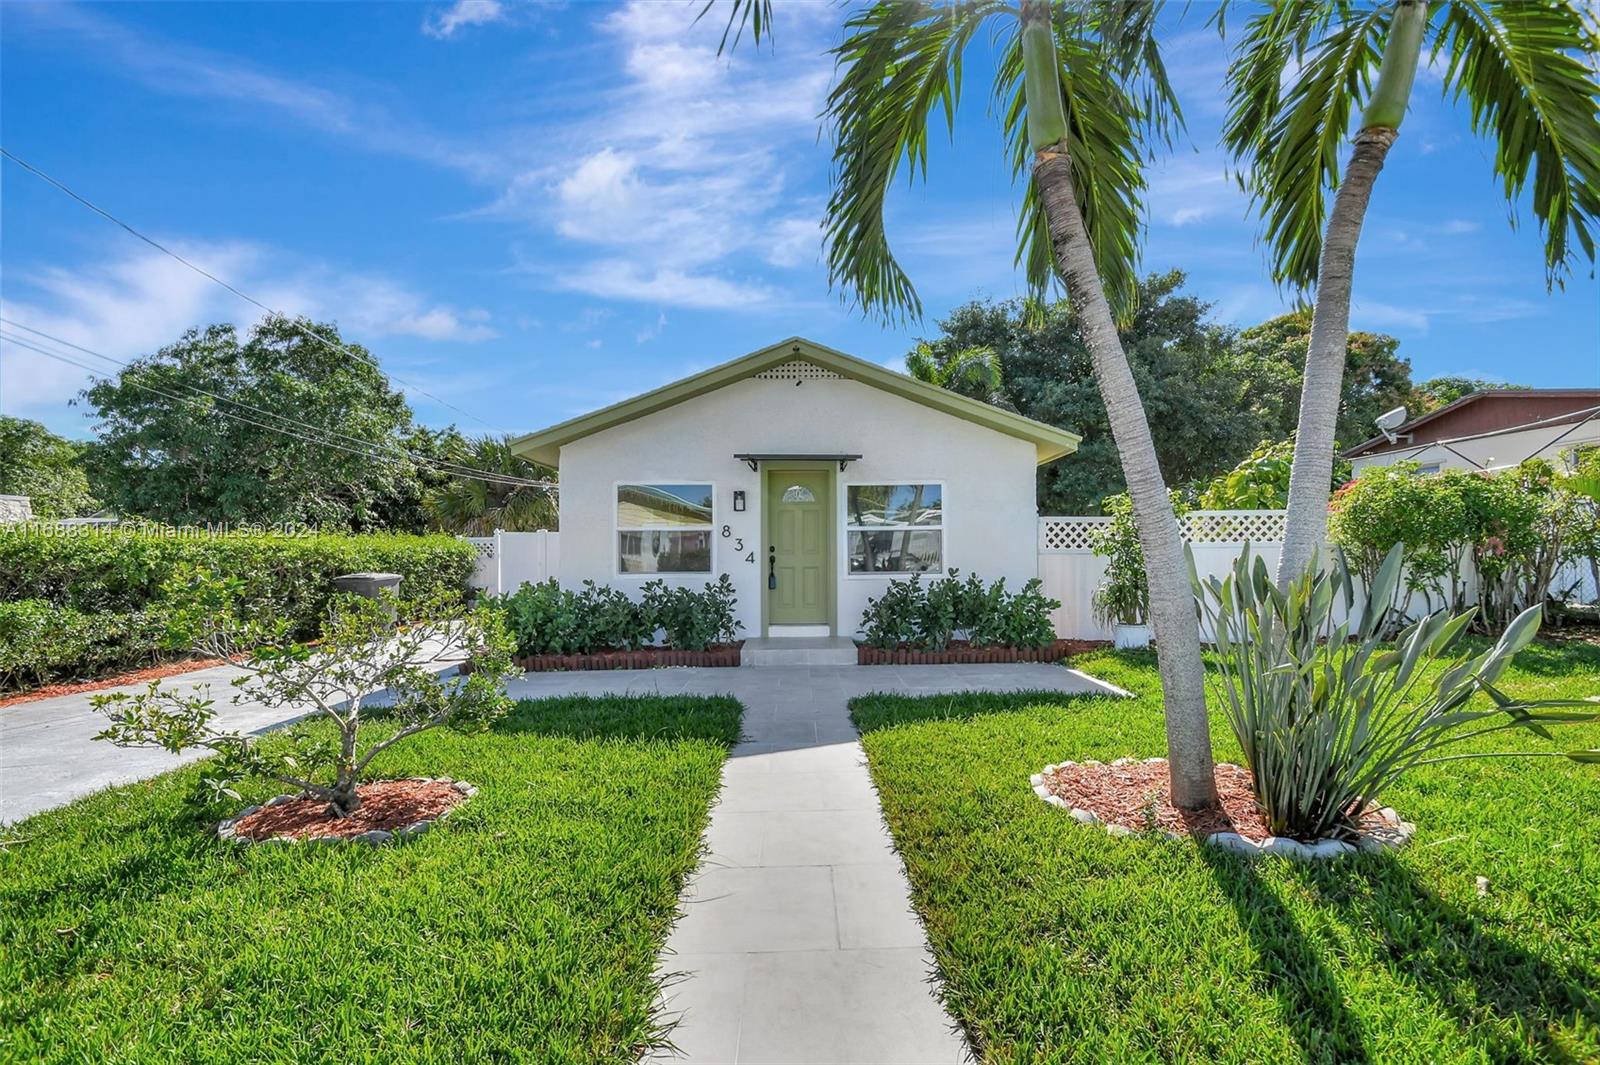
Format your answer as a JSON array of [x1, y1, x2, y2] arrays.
[[333, 572, 403, 598], [333, 572, 403, 624]]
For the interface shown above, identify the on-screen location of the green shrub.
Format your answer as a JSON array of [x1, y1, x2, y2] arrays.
[[859, 570, 1060, 650], [1194, 544, 1600, 840], [641, 576, 741, 651], [0, 529, 475, 639], [0, 600, 165, 692], [1090, 495, 1150, 627], [491, 576, 741, 656]]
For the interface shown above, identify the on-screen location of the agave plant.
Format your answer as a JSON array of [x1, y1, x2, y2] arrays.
[[1193, 543, 1600, 841]]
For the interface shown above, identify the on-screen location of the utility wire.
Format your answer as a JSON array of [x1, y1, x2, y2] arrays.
[[0, 317, 555, 491], [3, 332, 555, 492], [0, 146, 502, 431]]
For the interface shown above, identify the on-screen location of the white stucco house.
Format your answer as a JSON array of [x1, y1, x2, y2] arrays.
[[510, 337, 1080, 640]]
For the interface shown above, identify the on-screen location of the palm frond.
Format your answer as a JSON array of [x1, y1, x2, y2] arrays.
[[823, 1, 1004, 322], [697, 0, 775, 54], [1223, 2, 1388, 289], [1435, 0, 1600, 286], [1000, 11, 1163, 315]]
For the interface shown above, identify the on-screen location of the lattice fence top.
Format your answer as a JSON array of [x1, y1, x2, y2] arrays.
[[465, 536, 495, 558], [1039, 516, 1111, 551], [754, 359, 842, 382], [1039, 510, 1287, 551]]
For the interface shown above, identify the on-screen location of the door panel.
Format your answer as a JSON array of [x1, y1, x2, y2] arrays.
[[767, 470, 830, 626]]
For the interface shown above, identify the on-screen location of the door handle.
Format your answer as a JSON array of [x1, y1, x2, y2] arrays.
[[768, 547, 776, 589]]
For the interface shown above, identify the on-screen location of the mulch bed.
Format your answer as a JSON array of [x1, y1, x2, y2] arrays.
[[0, 657, 226, 710], [231, 780, 465, 841], [1038, 760, 1389, 842], [857, 639, 1105, 666], [1540, 624, 1600, 647]]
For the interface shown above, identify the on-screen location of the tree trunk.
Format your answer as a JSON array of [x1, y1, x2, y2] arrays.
[[1033, 145, 1219, 810], [1276, 0, 1425, 588], [1275, 126, 1398, 587]]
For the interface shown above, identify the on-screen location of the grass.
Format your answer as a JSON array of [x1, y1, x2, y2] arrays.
[[0, 694, 742, 1064], [850, 640, 1600, 1064]]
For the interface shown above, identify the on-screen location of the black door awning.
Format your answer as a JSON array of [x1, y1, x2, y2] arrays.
[[734, 453, 862, 472]]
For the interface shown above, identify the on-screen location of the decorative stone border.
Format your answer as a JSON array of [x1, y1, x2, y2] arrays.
[[1029, 758, 1416, 859], [217, 777, 478, 847]]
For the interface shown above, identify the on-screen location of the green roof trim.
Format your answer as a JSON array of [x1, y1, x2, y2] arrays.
[[510, 336, 1081, 466]]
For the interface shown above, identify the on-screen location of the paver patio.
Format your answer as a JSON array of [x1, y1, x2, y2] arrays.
[[506, 662, 1117, 1064]]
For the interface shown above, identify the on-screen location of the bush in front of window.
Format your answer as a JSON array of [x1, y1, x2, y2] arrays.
[[489, 576, 741, 656], [858, 570, 1059, 650], [641, 575, 742, 651]]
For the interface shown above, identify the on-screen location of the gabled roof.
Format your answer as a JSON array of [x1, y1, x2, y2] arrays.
[[511, 336, 1081, 466], [1342, 388, 1600, 458]]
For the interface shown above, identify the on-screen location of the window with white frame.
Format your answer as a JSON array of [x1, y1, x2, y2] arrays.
[[616, 483, 713, 573], [846, 484, 943, 574]]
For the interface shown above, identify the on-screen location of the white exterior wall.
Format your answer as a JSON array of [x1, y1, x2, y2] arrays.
[[1351, 418, 1600, 475], [554, 374, 1040, 638]]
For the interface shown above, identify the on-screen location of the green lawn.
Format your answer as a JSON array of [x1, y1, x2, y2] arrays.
[[1, 694, 742, 1064], [851, 641, 1600, 1064]]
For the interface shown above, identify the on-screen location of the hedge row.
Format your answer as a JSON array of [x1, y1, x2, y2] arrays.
[[0, 530, 475, 633], [0, 600, 167, 693]]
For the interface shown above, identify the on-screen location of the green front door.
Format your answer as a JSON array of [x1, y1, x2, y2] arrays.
[[766, 468, 831, 627]]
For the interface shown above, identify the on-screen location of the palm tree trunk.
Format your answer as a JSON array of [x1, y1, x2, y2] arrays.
[[1276, 0, 1427, 587], [1034, 147, 1219, 809], [1019, 0, 1216, 809]]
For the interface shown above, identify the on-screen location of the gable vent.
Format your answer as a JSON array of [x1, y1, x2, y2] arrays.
[[754, 359, 842, 382]]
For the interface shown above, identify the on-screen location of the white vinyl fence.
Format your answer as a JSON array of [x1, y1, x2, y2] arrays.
[[465, 531, 559, 597], [467, 514, 1597, 638]]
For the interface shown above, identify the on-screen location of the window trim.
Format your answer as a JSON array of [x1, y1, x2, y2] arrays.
[[842, 479, 946, 579], [612, 479, 717, 578]]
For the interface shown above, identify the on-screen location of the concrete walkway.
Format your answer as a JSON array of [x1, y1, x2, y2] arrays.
[[506, 663, 1115, 1064], [1, 644, 467, 825]]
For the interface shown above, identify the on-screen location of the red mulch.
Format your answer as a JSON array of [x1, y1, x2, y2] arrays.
[[1541, 624, 1600, 647], [0, 657, 226, 710], [231, 780, 464, 841], [1040, 760, 1388, 842]]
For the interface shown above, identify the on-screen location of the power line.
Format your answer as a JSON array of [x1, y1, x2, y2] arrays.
[[2, 332, 556, 493], [0, 317, 555, 491], [0, 146, 502, 431]]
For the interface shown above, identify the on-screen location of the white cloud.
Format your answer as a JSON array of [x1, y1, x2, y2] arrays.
[[554, 261, 777, 310], [1147, 152, 1247, 228], [423, 0, 506, 39], [488, 0, 835, 306], [636, 311, 668, 343], [1351, 298, 1432, 333], [0, 242, 495, 418]]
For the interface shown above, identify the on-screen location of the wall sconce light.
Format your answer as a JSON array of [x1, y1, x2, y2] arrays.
[[733, 490, 746, 512]]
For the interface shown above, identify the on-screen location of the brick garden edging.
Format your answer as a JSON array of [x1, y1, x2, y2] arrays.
[[465, 642, 745, 672], [856, 639, 1102, 666]]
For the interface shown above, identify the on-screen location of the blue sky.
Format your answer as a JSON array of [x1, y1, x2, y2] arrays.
[[2, 0, 1596, 441]]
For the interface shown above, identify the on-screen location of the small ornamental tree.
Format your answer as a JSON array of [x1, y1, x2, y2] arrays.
[[93, 570, 515, 815]]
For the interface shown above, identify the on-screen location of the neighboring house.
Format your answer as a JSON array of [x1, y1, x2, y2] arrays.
[[511, 337, 1080, 638], [0, 495, 34, 523], [1344, 389, 1600, 475]]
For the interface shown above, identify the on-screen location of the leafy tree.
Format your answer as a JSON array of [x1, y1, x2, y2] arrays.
[[94, 571, 514, 817], [372, 424, 472, 534], [1231, 310, 1412, 447], [0, 415, 97, 519], [1199, 437, 1354, 511], [711, 0, 1221, 809], [83, 316, 423, 529], [426, 435, 558, 535], [1412, 375, 1528, 412], [911, 272, 1268, 513], [1223, 0, 1600, 587]]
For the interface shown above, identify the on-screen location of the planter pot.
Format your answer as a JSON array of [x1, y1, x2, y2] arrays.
[[1112, 623, 1151, 650]]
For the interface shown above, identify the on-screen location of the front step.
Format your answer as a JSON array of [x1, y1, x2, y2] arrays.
[[740, 636, 858, 667]]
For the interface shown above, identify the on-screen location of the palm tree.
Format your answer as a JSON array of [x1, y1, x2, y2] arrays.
[[426, 435, 557, 535], [1223, 1, 1600, 586], [904, 341, 1015, 410], [708, 0, 1220, 808]]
